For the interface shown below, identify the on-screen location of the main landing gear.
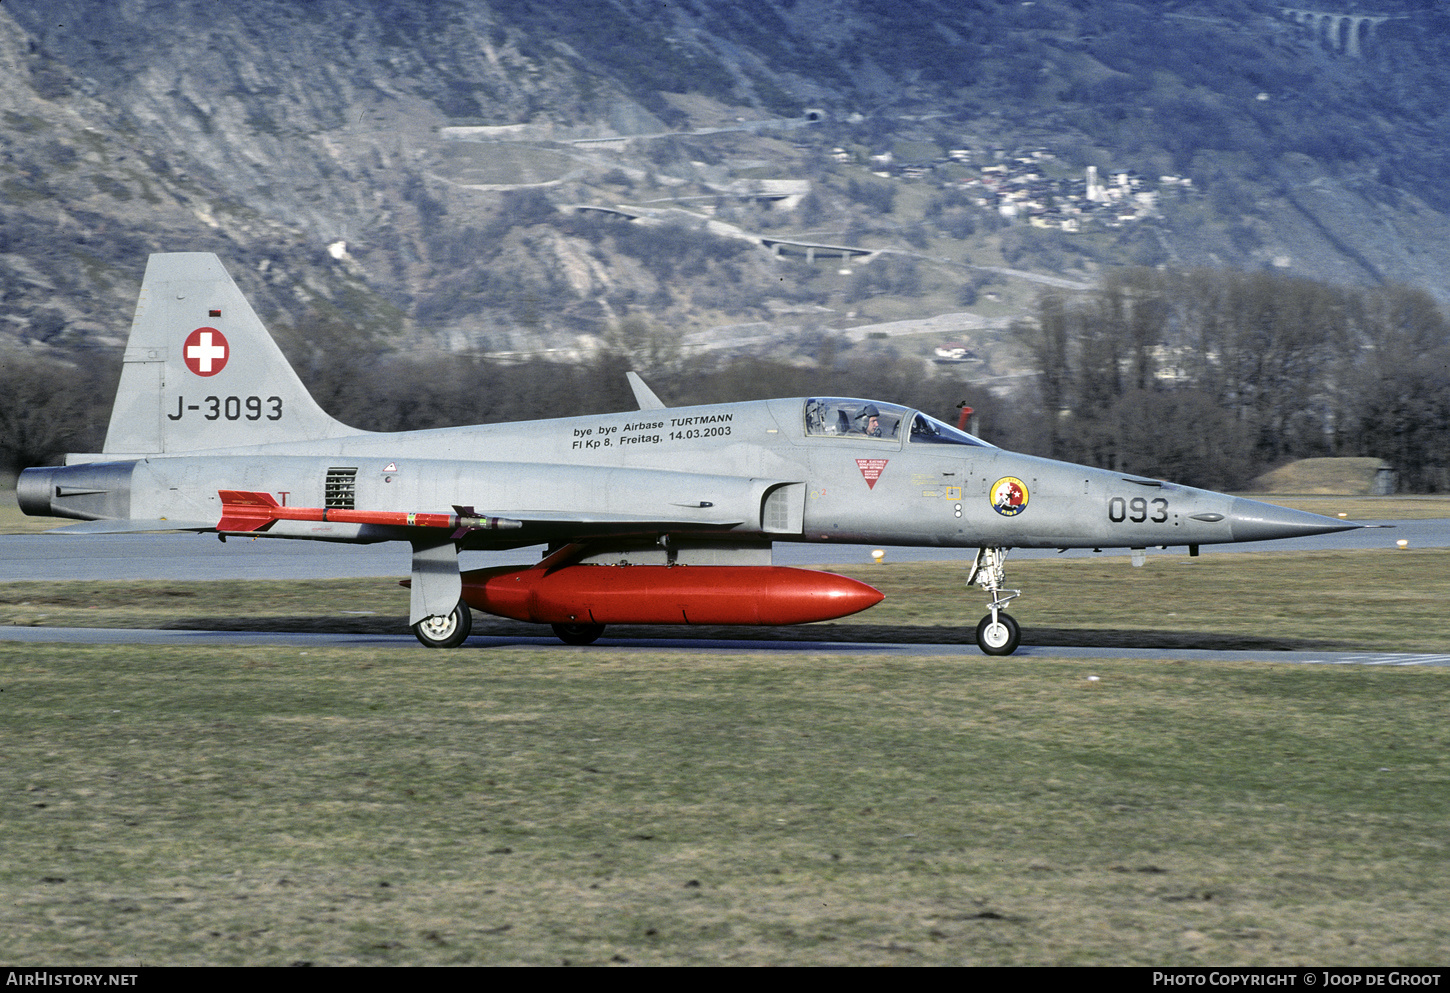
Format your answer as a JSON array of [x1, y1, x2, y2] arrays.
[[552, 622, 605, 646], [412, 601, 473, 649], [967, 547, 1021, 656], [411, 606, 606, 647]]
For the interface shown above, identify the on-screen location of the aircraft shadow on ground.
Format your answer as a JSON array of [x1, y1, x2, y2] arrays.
[[159, 615, 1342, 652]]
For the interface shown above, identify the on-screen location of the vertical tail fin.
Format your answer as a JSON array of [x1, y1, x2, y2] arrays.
[[103, 253, 364, 454]]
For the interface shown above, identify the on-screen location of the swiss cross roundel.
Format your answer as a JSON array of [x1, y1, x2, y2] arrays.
[[183, 327, 229, 377]]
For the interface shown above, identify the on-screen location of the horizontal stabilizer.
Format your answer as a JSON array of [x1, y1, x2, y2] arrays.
[[46, 518, 215, 535]]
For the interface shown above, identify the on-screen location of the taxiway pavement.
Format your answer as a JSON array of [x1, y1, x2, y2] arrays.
[[2, 625, 1448, 668]]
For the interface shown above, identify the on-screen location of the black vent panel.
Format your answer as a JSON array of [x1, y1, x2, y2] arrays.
[[324, 467, 357, 510]]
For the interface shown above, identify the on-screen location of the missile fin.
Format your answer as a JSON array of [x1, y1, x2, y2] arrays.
[[216, 489, 281, 533]]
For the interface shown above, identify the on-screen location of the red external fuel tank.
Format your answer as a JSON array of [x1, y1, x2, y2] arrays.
[[460, 564, 884, 627]]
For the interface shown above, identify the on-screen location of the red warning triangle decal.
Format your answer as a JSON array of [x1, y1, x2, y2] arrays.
[[855, 458, 888, 489]]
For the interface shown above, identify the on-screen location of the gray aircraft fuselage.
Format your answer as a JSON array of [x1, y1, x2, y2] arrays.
[[31, 395, 1309, 553]]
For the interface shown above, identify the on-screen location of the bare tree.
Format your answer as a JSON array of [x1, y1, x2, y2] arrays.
[[0, 351, 117, 474]]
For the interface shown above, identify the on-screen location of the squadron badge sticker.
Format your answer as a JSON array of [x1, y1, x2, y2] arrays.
[[990, 476, 1029, 517]]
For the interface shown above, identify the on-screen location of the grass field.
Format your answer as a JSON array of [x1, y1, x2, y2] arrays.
[[3, 643, 1447, 966]]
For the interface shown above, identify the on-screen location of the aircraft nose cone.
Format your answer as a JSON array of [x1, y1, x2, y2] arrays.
[[1227, 497, 1362, 542]]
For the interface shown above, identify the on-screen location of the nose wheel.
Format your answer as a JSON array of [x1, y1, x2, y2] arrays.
[[975, 611, 1021, 656], [967, 547, 1021, 656]]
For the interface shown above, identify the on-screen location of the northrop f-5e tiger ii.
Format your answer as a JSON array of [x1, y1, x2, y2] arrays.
[[17, 254, 1364, 654]]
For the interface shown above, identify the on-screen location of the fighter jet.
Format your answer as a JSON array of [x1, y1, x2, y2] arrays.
[[16, 253, 1363, 654]]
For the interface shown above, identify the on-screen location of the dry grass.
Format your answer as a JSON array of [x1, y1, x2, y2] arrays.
[[2, 644, 1447, 965], [1246, 495, 1450, 521], [1246, 457, 1390, 496]]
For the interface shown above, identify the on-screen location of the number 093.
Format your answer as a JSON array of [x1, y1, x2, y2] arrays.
[[1108, 496, 1168, 524]]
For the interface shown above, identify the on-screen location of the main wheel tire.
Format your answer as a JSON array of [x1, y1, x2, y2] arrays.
[[975, 612, 1021, 656], [412, 602, 473, 649], [552, 622, 605, 646]]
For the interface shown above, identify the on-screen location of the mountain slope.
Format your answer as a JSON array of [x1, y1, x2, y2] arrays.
[[2, 0, 1447, 359]]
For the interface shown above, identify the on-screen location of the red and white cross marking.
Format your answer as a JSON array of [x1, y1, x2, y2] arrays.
[[183, 327, 229, 377]]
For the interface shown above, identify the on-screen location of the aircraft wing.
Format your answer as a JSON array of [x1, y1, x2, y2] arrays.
[[213, 488, 748, 540], [199, 461, 793, 547], [477, 509, 745, 526], [40, 508, 746, 556]]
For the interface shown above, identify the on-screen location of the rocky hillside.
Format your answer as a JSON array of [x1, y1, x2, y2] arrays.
[[2, 0, 1447, 366]]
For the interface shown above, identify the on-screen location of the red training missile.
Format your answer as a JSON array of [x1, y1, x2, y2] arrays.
[[217, 490, 521, 536], [458, 564, 884, 626]]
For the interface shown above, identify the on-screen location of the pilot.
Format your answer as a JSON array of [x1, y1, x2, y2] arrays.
[[856, 404, 883, 438]]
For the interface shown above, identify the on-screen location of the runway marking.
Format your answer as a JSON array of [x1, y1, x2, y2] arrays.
[[1303, 653, 1450, 667]]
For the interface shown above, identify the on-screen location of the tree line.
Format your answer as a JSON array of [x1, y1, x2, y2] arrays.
[[4, 266, 1446, 494], [1013, 268, 1450, 492]]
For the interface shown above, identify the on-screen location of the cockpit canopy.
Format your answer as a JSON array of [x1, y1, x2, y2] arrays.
[[803, 398, 993, 447]]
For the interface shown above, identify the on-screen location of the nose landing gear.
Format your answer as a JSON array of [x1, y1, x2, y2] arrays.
[[967, 547, 1021, 656]]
